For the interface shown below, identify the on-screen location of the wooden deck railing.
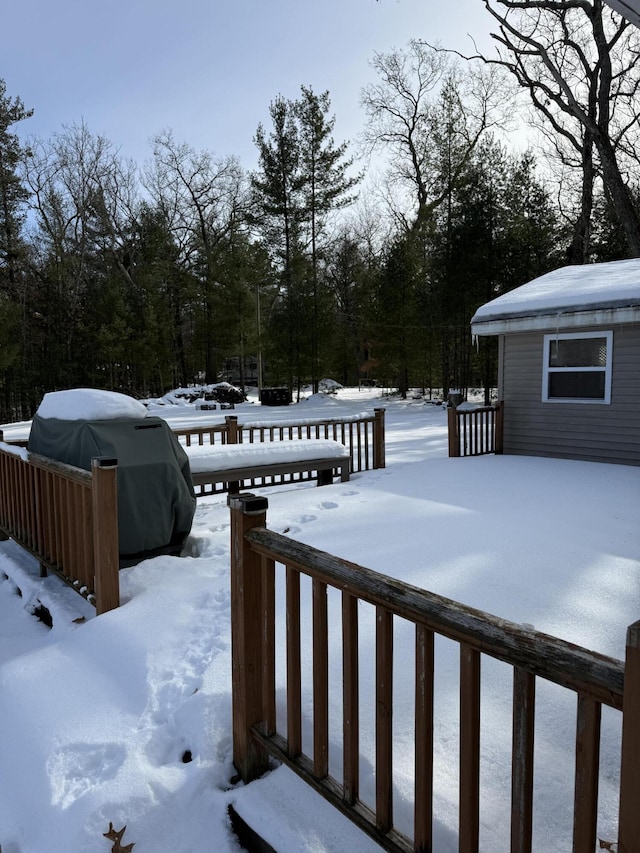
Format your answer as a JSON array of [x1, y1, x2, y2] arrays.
[[0, 439, 120, 614], [174, 409, 385, 495], [229, 494, 640, 853], [448, 401, 504, 458]]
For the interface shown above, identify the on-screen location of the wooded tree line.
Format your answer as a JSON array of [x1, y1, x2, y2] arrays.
[[1, 1, 639, 420]]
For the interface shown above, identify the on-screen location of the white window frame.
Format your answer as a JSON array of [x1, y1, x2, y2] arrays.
[[542, 331, 613, 404]]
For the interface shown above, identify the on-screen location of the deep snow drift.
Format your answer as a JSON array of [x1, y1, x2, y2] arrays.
[[0, 387, 637, 852]]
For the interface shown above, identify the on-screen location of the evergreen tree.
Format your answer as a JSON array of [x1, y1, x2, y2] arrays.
[[0, 80, 32, 294], [251, 96, 307, 394], [0, 80, 33, 419], [251, 89, 359, 394], [374, 236, 422, 398], [428, 140, 559, 400], [294, 86, 360, 391], [325, 232, 370, 385]]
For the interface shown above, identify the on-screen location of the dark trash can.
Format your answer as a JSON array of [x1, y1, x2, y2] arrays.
[[28, 391, 196, 564], [259, 387, 291, 406]]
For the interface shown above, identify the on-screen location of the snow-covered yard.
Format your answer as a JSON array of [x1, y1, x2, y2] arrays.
[[0, 387, 637, 852]]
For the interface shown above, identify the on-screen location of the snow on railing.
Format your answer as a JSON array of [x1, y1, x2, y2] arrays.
[[173, 409, 386, 479]]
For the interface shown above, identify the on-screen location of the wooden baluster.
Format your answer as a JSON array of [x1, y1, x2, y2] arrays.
[[512, 667, 535, 853], [376, 606, 393, 833], [287, 564, 302, 758], [313, 578, 329, 779], [81, 482, 93, 587], [261, 554, 276, 736], [0, 447, 8, 541], [572, 694, 600, 853], [415, 624, 434, 852], [460, 644, 480, 852], [343, 592, 359, 805], [373, 408, 386, 469]]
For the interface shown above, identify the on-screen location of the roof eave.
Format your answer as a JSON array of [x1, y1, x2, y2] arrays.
[[605, 0, 640, 27], [471, 305, 640, 336]]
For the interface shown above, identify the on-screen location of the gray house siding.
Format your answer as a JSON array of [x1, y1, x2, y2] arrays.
[[498, 324, 640, 466]]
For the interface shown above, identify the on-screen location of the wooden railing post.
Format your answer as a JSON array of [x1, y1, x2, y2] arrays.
[[226, 415, 240, 445], [495, 401, 504, 455], [447, 405, 460, 458], [373, 408, 386, 469], [229, 492, 270, 783], [618, 620, 640, 853], [91, 457, 119, 615]]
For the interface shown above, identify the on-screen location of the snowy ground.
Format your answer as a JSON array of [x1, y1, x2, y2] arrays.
[[0, 387, 637, 852]]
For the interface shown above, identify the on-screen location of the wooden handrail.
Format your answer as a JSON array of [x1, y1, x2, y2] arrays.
[[229, 497, 637, 853], [244, 526, 623, 707]]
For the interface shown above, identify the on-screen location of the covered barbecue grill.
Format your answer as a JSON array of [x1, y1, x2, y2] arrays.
[[28, 389, 196, 562]]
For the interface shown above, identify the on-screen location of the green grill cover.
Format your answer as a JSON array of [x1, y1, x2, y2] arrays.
[[28, 415, 196, 560]]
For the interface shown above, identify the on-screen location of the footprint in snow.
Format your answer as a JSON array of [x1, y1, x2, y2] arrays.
[[320, 501, 338, 510], [47, 743, 125, 808]]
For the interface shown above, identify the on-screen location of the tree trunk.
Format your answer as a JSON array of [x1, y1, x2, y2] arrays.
[[595, 133, 640, 257], [566, 133, 594, 265]]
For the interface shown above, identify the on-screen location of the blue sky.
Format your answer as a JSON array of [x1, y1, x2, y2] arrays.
[[5, 0, 494, 171]]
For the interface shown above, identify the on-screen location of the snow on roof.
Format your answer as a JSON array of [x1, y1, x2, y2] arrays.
[[35, 389, 148, 421], [471, 258, 640, 334], [606, 0, 640, 28]]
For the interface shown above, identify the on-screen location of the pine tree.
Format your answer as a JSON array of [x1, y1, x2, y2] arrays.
[[0, 80, 33, 419], [294, 86, 360, 391], [251, 96, 307, 394], [0, 80, 32, 294]]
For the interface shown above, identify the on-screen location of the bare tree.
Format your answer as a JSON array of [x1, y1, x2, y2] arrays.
[[24, 122, 138, 314], [463, 0, 640, 257], [359, 40, 512, 234], [144, 131, 247, 382]]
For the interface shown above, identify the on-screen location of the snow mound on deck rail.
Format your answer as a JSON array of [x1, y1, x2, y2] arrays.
[[185, 438, 349, 473], [35, 389, 148, 421]]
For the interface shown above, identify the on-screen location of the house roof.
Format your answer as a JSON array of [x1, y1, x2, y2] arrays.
[[471, 258, 640, 335], [606, 0, 640, 26]]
